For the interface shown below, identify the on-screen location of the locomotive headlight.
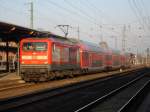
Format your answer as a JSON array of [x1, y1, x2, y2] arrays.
[[22, 56, 32, 60], [36, 56, 48, 59]]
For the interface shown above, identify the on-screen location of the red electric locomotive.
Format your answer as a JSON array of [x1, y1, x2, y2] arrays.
[[20, 37, 80, 81]]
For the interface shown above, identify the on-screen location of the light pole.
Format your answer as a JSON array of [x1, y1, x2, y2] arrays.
[[99, 25, 103, 42], [111, 35, 117, 49], [138, 35, 142, 55]]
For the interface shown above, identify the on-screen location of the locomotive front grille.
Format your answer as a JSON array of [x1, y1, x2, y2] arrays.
[[20, 64, 49, 75]]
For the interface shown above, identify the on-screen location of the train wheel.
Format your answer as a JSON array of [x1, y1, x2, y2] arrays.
[[23, 76, 31, 82], [49, 72, 55, 80], [85, 69, 89, 74], [55, 71, 63, 78], [39, 74, 47, 82]]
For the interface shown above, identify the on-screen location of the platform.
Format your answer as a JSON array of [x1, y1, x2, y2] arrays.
[[0, 72, 21, 81]]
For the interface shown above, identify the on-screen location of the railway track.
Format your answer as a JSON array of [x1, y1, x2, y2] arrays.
[[75, 70, 150, 112], [119, 79, 150, 112], [0, 67, 141, 99], [0, 78, 35, 100], [0, 68, 148, 112]]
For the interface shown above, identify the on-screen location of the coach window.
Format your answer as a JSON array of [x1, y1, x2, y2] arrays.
[[53, 43, 56, 51], [69, 48, 76, 63], [84, 52, 89, 59], [62, 47, 69, 62], [106, 55, 112, 60], [77, 49, 80, 63], [83, 52, 89, 63], [52, 44, 60, 62], [114, 55, 119, 65]]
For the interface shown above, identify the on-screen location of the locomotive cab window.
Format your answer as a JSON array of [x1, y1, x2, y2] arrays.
[[23, 42, 47, 51]]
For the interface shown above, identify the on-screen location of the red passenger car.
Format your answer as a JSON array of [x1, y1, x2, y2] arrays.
[[77, 41, 105, 73], [104, 50, 113, 70]]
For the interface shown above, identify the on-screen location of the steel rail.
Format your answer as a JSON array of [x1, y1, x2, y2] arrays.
[[74, 72, 148, 112], [0, 68, 146, 111], [118, 79, 150, 112], [0, 69, 140, 111]]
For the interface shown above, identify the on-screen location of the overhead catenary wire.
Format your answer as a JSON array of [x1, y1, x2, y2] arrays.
[[45, 0, 95, 25], [41, 1, 94, 27], [44, 0, 101, 34], [131, 0, 150, 32], [138, 0, 150, 30], [128, 0, 146, 30], [64, 0, 98, 25], [36, 1, 94, 37], [63, 0, 121, 35], [133, 0, 146, 28], [44, 0, 117, 40]]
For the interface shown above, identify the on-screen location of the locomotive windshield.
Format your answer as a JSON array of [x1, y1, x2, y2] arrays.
[[23, 42, 47, 51]]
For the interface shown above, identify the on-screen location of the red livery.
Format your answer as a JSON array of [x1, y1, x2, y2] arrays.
[[20, 36, 132, 82]]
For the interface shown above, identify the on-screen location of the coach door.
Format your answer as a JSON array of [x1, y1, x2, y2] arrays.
[[82, 52, 89, 67], [69, 47, 78, 66]]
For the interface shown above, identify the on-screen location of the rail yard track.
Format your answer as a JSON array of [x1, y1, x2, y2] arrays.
[[118, 80, 150, 112], [0, 67, 141, 99], [0, 67, 149, 112], [75, 69, 150, 112]]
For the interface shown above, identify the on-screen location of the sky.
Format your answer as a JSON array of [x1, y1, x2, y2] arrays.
[[0, 0, 150, 55]]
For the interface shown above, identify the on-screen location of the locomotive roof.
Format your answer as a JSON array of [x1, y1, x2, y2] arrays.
[[22, 36, 75, 46]]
